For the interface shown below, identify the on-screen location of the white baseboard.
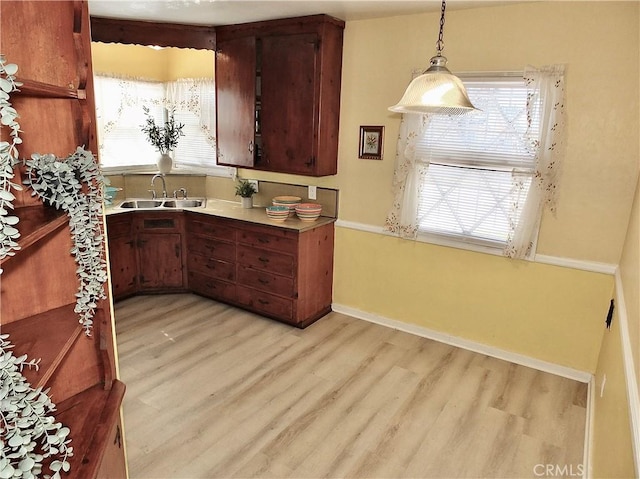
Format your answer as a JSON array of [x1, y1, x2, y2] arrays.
[[584, 375, 596, 479], [614, 270, 640, 474], [331, 302, 593, 383]]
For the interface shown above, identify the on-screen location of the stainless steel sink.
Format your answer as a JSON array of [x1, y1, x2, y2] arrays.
[[117, 198, 206, 209], [120, 199, 164, 209], [163, 199, 206, 208]]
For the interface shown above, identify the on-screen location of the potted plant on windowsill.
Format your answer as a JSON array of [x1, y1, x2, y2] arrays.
[[141, 106, 185, 174], [235, 179, 257, 208]]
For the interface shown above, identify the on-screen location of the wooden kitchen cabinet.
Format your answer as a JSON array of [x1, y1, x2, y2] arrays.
[[186, 214, 238, 303], [0, 1, 126, 477], [106, 213, 137, 300], [216, 15, 344, 176], [106, 212, 188, 296], [185, 212, 334, 327]]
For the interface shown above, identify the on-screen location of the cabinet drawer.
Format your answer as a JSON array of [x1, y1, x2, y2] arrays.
[[237, 285, 293, 320], [237, 228, 297, 253], [237, 264, 294, 297], [189, 271, 237, 302], [188, 254, 235, 281], [188, 236, 235, 262], [187, 217, 236, 240], [237, 244, 294, 276], [137, 214, 183, 233]]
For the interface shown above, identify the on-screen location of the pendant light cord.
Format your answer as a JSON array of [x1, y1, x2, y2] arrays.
[[435, 0, 446, 57]]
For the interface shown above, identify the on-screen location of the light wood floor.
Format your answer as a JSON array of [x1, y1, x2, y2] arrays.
[[114, 293, 587, 479]]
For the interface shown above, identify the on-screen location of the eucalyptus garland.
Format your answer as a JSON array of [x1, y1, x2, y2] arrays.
[[0, 334, 73, 479], [23, 148, 108, 335], [0, 55, 23, 272]]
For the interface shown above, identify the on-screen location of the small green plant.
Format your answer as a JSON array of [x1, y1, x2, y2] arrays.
[[0, 334, 73, 479], [235, 179, 257, 198], [140, 106, 185, 154]]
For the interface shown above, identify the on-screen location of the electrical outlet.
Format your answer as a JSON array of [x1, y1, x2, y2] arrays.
[[308, 185, 317, 200], [248, 179, 259, 193]]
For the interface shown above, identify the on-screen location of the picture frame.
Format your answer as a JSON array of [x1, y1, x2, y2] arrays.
[[358, 125, 384, 160]]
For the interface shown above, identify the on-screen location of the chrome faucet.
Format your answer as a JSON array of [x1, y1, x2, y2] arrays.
[[151, 174, 167, 198], [173, 187, 188, 199]]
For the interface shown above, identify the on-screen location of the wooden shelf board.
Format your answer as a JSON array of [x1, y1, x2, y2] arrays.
[[1, 302, 82, 389], [0, 206, 67, 266], [15, 78, 82, 99]]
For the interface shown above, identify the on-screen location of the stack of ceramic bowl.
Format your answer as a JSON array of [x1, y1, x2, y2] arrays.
[[272, 196, 302, 217], [295, 203, 322, 222], [265, 205, 290, 222]]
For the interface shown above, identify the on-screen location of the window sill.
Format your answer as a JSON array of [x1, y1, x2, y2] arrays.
[[416, 231, 509, 258], [102, 165, 233, 178]]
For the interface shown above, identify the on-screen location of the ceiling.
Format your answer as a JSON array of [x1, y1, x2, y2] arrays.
[[87, 0, 517, 27]]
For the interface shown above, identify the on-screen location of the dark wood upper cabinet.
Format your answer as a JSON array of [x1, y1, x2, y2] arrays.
[[215, 36, 257, 167], [216, 15, 344, 176]]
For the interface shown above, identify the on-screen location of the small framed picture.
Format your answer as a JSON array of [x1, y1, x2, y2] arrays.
[[358, 125, 384, 160]]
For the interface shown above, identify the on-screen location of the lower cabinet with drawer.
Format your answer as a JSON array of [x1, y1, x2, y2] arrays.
[[186, 212, 334, 327], [106, 212, 188, 299], [186, 214, 238, 303]]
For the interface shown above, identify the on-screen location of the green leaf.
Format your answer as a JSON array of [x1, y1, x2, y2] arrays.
[[18, 457, 35, 472], [0, 78, 12, 93], [0, 464, 14, 479]]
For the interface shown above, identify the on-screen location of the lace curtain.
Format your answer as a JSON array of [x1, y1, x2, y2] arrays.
[[504, 64, 566, 258], [383, 113, 430, 239], [94, 75, 165, 167], [384, 65, 566, 258], [165, 78, 216, 149]]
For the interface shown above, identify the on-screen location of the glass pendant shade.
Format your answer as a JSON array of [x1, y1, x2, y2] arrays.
[[389, 55, 478, 115]]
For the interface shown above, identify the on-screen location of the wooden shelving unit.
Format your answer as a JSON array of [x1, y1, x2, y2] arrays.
[[1, 1, 127, 477]]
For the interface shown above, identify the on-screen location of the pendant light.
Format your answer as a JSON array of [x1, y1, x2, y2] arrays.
[[389, 0, 478, 115]]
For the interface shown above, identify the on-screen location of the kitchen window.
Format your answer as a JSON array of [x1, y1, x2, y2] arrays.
[[94, 75, 228, 175], [385, 66, 566, 259]]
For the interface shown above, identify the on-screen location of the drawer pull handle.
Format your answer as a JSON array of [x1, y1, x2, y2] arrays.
[[258, 278, 269, 285], [258, 298, 269, 305], [258, 237, 269, 244], [258, 257, 269, 263]]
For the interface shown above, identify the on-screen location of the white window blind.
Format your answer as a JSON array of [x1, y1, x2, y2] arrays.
[[415, 76, 540, 247], [167, 79, 218, 170]]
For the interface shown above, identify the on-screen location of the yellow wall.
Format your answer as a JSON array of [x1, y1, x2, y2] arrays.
[[91, 43, 214, 80], [91, 42, 169, 80], [592, 300, 637, 478], [619, 176, 640, 390]]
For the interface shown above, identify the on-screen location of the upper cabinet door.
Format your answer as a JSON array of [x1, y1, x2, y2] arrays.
[[215, 15, 344, 177], [261, 33, 318, 176], [216, 36, 256, 167]]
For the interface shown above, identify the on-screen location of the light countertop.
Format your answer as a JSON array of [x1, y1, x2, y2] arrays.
[[105, 197, 335, 232]]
